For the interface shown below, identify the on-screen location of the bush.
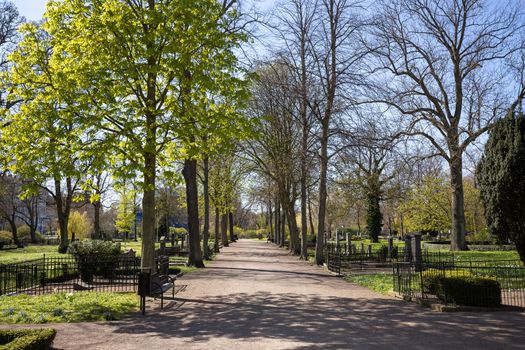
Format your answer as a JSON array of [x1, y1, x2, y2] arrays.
[[421, 269, 501, 307], [0, 231, 13, 247], [68, 240, 121, 258], [17, 226, 45, 244], [0, 329, 56, 350], [237, 229, 265, 239]]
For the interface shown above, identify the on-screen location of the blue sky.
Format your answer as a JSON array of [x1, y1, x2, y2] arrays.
[[10, 0, 276, 21], [11, 0, 47, 21]]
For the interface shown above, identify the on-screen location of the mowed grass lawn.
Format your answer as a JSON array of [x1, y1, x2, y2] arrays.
[[343, 273, 394, 295], [0, 241, 208, 275], [0, 292, 138, 324], [0, 245, 62, 264]]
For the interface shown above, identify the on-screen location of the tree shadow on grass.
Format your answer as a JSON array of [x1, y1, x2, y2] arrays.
[[108, 291, 525, 349]]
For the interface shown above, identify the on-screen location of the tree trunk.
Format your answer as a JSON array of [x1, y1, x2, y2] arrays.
[[221, 213, 229, 247], [93, 200, 101, 239], [315, 123, 329, 265], [141, 151, 156, 272], [280, 209, 286, 248], [8, 218, 20, 247], [54, 177, 70, 253], [203, 157, 210, 259], [300, 177, 308, 259], [183, 158, 205, 267], [214, 206, 220, 253], [228, 210, 235, 242], [308, 193, 315, 238], [449, 155, 468, 250], [275, 199, 281, 245], [268, 200, 274, 241]]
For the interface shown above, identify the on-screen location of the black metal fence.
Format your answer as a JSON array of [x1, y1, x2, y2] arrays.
[[0, 255, 141, 296], [324, 243, 401, 273], [323, 242, 522, 274], [393, 261, 525, 308]]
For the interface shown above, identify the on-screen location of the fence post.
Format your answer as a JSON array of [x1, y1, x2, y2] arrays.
[[367, 244, 372, 257], [345, 232, 350, 255]]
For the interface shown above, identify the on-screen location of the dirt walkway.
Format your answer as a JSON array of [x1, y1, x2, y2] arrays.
[[6, 240, 525, 349]]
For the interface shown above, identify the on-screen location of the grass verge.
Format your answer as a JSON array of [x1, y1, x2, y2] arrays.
[[0, 292, 138, 324], [343, 273, 394, 295]]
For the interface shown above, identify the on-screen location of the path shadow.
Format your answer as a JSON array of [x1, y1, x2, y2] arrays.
[[108, 291, 525, 349]]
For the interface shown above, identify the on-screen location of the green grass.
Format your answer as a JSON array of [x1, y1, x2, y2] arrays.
[[343, 273, 394, 294], [432, 249, 520, 262], [0, 245, 63, 264], [0, 292, 138, 324]]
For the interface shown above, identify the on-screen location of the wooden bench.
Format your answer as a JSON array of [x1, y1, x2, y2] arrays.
[[138, 256, 182, 315]]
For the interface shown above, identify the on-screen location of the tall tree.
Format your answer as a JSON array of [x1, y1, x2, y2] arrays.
[[478, 112, 525, 263], [369, 0, 523, 250], [9, 0, 251, 270]]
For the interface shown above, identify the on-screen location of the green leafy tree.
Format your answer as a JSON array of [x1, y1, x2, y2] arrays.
[[115, 185, 137, 238], [68, 211, 92, 240], [399, 176, 452, 234], [2, 23, 91, 253], [477, 113, 525, 263], [7, 0, 251, 270]]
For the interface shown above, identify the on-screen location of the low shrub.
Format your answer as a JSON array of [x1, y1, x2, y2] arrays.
[[376, 245, 398, 261], [421, 269, 501, 307], [0, 328, 56, 350], [17, 226, 45, 244], [0, 231, 13, 246], [68, 240, 121, 259], [237, 229, 265, 239]]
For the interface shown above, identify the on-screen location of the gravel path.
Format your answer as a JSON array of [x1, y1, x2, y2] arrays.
[[5, 239, 525, 349]]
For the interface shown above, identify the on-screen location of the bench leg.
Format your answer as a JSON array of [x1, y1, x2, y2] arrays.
[[161, 293, 164, 309], [140, 295, 146, 315]]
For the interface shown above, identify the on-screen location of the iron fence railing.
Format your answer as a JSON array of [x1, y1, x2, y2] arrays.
[[0, 255, 141, 296], [393, 261, 525, 308]]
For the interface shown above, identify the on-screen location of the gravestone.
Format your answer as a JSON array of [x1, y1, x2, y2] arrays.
[[159, 236, 166, 256], [411, 234, 422, 270], [387, 236, 394, 260], [404, 235, 412, 262]]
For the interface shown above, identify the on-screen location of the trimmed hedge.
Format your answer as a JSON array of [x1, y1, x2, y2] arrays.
[[0, 329, 56, 350], [421, 269, 502, 307]]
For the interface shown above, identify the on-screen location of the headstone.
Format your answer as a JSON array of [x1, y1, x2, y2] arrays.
[[387, 236, 394, 260], [412, 234, 422, 270], [404, 235, 412, 262], [159, 236, 166, 256]]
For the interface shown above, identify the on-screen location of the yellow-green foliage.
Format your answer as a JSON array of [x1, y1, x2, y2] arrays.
[[0, 231, 12, 244], [399, 176, 487, 235], [237, 228, 266, 239], [17, 225, 45, 244], [67, 211, 93, 240], [0, 292, 137, 323], [169, 227, 188, 236]]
